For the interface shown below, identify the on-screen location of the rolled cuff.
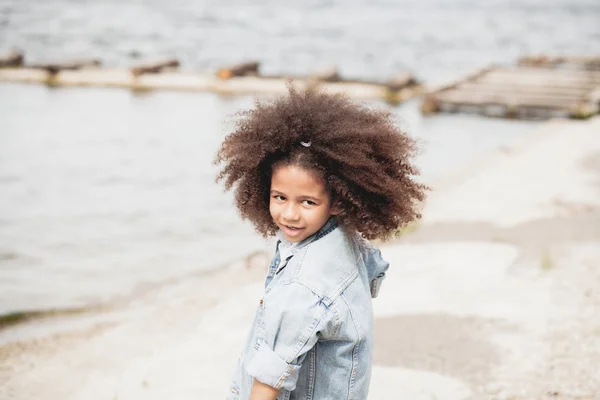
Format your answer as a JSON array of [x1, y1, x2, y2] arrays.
[[370, 272, 386, 298], [245, 340, 302, 391]]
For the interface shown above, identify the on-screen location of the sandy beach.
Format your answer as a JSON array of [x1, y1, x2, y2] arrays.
[[1, 116, 599, 399]]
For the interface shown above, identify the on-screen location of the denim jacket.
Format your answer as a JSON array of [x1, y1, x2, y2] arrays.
[[227, 218, 390, 400]]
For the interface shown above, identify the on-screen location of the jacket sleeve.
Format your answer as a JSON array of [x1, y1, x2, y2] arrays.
[[366, 245, 389, 298], [356, 235, 390, 298], [244, 281, 334, 391]]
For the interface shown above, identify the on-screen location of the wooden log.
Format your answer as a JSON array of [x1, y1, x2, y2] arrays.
[[436, 102, 567, 119], [478, 78, 599, 91], [436, 100, 595, 120], [386, 72, 417, 91], [437, 100, 568, 113], [439, 87, 574, 103], [387, 85, 421, 103], [424, 65, 495, 94], [436, 89, 589, 109], [0, 68, 416, 103], [485, 67, 600, 83], [483, 71, 600, 85], [421, 65, 495, 113], [456, 82, 591, 96], [478, 72, 600, 88], [29, 58, 101, 74], [555, 56, 600, 64], [130, 58, 180, 76], [0, 68, 50, 83], [518, 55, 557, 67], [435, 89, 600, 119], [449, 84, 590, 100], [518, 55, 600, 70], [488, 65, 600, 76], [442, 92, 584, 106], [0, 51, 24, 68], [423, 63, 600, 119], [420, 96, 440, 114], [216, 61, 260, 80], [308, 67, 340, 82], [323, 80, 390, 100]]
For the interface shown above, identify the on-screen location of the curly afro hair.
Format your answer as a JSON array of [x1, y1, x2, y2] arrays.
[[215, 85, 428, 241]]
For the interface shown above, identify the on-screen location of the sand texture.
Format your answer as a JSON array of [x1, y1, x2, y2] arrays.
[[1, 117, 600, 400]]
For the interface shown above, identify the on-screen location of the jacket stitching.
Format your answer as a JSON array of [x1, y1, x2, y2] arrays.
[[274, 364, 294, 389], [341, 293, 363, 400], [289, 305, 329, 363], [307, 345, 317, 400], [292, 236, 360, 304]]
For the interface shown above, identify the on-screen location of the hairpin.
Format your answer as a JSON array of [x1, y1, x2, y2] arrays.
[[300, 140, 312, 148]]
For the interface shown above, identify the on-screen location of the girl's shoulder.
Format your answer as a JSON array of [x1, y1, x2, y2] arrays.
[[289, 227, 363, 299]]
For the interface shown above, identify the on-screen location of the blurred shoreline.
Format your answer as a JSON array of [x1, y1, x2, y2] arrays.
[[0, 83, 537, 316], [2, 117, 599, 399], [0, 112, 548, 339], [3, 0, 598, 319], [1, 0, 599, 397]]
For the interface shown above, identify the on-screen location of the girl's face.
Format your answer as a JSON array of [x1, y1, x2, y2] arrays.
[[270, 164, 339, 243]]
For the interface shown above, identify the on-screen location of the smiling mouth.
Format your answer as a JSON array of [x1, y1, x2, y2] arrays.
[[281, 224, 304, 233], [284, 225, 303, 230]]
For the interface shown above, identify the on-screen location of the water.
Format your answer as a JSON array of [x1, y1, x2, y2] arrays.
[[0, 85, 268, 313], [1, 0, 599, 82], [0, 0, 598, 315]]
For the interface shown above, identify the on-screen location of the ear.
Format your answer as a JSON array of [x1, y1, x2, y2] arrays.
[[330, 203, 341, 216]]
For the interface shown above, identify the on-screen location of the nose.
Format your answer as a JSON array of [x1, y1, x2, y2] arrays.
[[282, 202, 300, 221]]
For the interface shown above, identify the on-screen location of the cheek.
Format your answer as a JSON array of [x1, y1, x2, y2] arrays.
[[269, 201, 278, 218], [313, 206, 332, 221]]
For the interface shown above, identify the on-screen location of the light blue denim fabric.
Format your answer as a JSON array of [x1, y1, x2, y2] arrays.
[[227, 217, 389, 400]]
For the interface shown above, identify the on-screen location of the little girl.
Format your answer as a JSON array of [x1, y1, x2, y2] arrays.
[[215, 85, 427, 400]]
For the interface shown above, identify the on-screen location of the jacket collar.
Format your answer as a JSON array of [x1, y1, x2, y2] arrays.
[[276, 216, 339, 256]]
